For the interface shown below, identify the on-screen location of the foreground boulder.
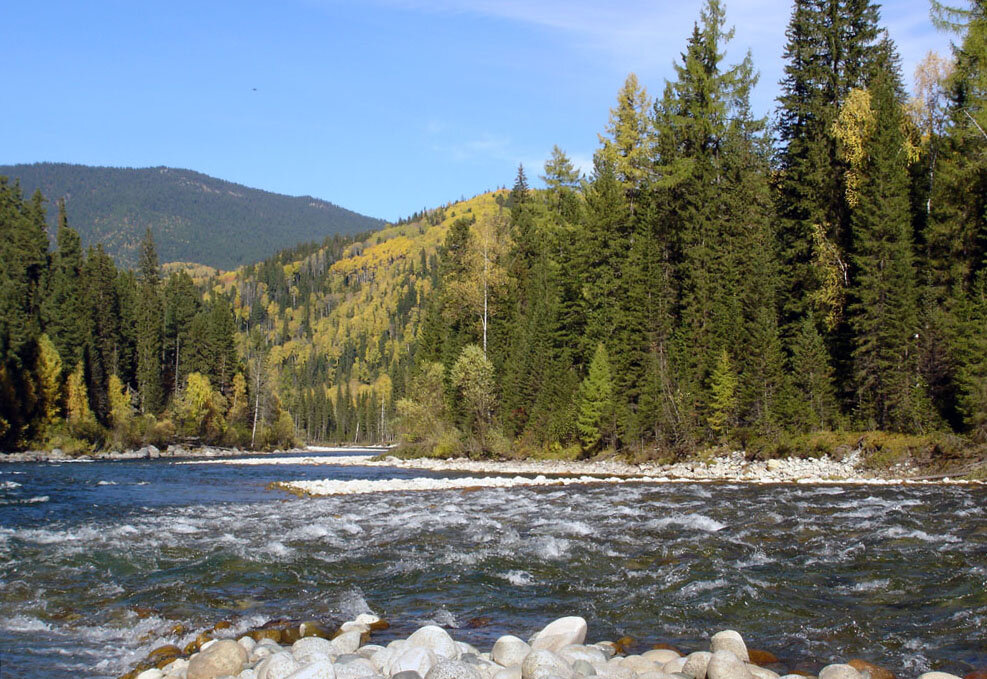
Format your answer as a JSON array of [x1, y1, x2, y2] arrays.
[[530, 616, 588, 652], [187, 639, 248, 679]]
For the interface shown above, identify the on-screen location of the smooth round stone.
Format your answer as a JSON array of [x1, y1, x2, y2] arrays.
[[137, 670, 165, 679], [599, 664, 635, 679], [819, 665, 863, 679], [355, 614, 384, 628], [531, 618, 588, 653], [493, 636, 533, 668], [918, 674, 963, 679], [286, 661, 337, 679], [747, 665, 780, 679], [572, 660, 597, 676], [639, 673, 675, 679], [359, 645, 385, 659], [459, 642, 482, 656], [189, 639, 249, 679], [407, 626, 460, 660], [710, 632, 750, 663], [663, 658, 688, 674], [333, 656, 378, 679], [392, 646, 439, 677], [592, 644, 617, 660], [494, 668, 523, 679], [559, 646, 607, 668], [645, 651, 683, 665], [252, 645, 279, 664], [707, 650, 753, 679], [522, 650, 575, 679], [162, 658, 190, 675], [341, 622, 372, 635], [847, 660, 893, 679], [370, 647, 395, 673], [240, 637, 258, 653], [333, 631, 365, 656], [294, 638, 335, 665], [392, 673, 423, 679], [240, 669, 258, 679], [683, 652, 714, 679], [621, 656, 660, 673], [258, 653, 302, 679], [425, 660, 483, 679]]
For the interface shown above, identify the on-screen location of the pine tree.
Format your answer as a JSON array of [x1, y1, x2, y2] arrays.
[[598, 73, 652, 205], [135, 228, 164, 413]]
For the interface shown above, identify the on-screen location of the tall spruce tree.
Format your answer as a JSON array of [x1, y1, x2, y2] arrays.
[[775, 0, 882, 337], [848, 65, 924, 430], [135, 228, 164, 413]]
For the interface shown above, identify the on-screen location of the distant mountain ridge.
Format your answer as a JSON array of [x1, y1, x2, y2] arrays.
[[0, 163, 386, 269]]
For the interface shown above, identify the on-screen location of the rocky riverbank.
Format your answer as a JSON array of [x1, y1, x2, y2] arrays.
[[125, 615, 977, 679], [191, 449, 986, 487], [0, 444, 305, 464]]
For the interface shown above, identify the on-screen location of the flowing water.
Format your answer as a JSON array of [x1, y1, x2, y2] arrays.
[[0, 450, 984, 678]]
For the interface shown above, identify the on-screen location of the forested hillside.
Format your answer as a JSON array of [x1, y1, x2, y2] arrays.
[[3, 0, 987, 461], [0, 163, 384, 269]]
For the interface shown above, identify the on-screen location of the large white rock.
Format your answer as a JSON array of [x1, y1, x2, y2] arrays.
[[188, 639, 249, 679], [644, 650, 682, 665], [425, 660, 483, 679], [747, 665, 780, 679], [493, 668, 523, 679], [392, 647, 439, 677], [371, 647, 396, 674], [137, 670, 165, 679], [710, 632, 749, 663], [286, 662, 337, 679], [599, 663, 636, 679], [531, 618, 588, 652], [294, 637, 335, 665], [918, 674, 964, 679], [620, 656, 660, 674], [662, 657, 688, 674], [682, 651, 713, 679], [258, 653, 302, 679], [240, 637, 258, 653], [406, 626, 460, 660], [521, 649, 575, 679], [558, 645, 607, 668], [706, 650, 754, 679], [239, 669, 258, 679], [332, 631, 365, 656], [333, 656, 378, 679], [818, 665, 863, 679], [571, 659, 598, 676], [492, 636, 532, 668]]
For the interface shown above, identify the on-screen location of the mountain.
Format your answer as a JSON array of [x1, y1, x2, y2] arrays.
[[0, 163, 385, 269]]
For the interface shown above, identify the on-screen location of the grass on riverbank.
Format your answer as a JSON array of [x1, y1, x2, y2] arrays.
[[389, 430, 987, 479]]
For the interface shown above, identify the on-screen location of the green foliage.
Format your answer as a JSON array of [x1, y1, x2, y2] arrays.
[[708, 350, 738, 438], [450, 345, 499, 455], [0, 163, 384, 269], [576, 343, 616, 452]]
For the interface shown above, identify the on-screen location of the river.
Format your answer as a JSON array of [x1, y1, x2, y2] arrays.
[[0, 450, 984, 678]]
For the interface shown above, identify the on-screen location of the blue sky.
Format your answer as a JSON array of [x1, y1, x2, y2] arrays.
[[2, 0, 951, 222]]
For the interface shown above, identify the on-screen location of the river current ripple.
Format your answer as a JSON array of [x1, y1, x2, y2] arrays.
[[0, 451, 984, 678]]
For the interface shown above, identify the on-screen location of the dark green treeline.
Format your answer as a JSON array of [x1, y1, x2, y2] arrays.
[[397, 0, 987, 456], [0, 193, 295, 452]]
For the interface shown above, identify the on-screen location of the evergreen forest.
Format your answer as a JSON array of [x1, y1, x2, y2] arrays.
[[3, 0, 987, 464]]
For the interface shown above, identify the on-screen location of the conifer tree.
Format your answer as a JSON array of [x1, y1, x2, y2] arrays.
[[708, 349, 738, 439], [576, 343, 616, 452], [848, 65, 923, 430], [135, 229, 164, 413], [43, 199, 88, 371]]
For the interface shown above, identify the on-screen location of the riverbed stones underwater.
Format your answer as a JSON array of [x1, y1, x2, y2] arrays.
[[125, 616, 971, 679]]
